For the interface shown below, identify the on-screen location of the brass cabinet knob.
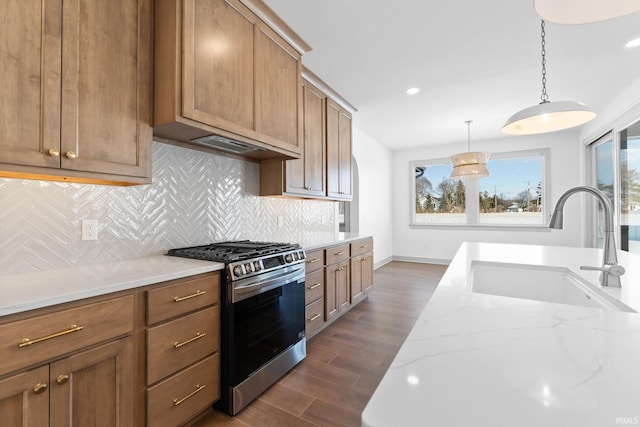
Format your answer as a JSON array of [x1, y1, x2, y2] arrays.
[[56, 374, 69, 385], [65, 151, 77, 159], [48, 148, 60, 157], [33, 383, 48, 394]]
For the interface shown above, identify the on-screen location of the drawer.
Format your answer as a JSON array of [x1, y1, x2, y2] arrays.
[[351, 238, 373, 257], [305, 298, 324, 337], [325, 244, 350, 265], [147, 353, 220, 427], [305, 249, 325, 272], [305, 269, 324, 305], [147, 305, 219, 385], [147, 272, 220, 325], [0, 294, 133, 375]]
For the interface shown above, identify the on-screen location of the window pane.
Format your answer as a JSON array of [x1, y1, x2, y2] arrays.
[[595, 138, 614, 249], [478, 155, 544, 225], [415, 163, 466, 224], [621, 121, 640, 254]]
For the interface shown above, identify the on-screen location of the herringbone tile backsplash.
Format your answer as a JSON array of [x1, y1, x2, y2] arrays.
[[0, 142, 336, 274]]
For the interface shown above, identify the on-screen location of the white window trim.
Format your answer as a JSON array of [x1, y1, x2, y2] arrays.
[[410, 148, 551, 230]]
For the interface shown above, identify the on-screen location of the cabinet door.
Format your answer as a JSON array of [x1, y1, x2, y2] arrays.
[[0, 0, 61, 169], [350, 255, 364, 304], [0, 365, 49, 427], [255, 23, 302, 154], [60, 0, 151, 178], [50, 337, 134, 427], [285, 80, 326, 196], [336, 262, 351, 312], [326, 99, 352, 199], [362, 254, 374, 293], [182, 0, 256, 136], [325, 266, 338, 322]]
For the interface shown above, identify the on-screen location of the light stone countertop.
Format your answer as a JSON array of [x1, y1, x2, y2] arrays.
[[0, 255, 224, 317], [294, 232, 370, 251], [362, 242, 640, 427]]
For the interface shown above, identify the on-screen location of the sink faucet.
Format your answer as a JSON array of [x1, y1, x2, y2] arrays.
[[548, 185, 625, 287]]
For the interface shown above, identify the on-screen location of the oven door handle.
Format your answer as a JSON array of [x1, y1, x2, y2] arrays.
[[232, 267, 304, 302]]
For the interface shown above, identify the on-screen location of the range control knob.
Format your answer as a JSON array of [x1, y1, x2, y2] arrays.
[[253, 261, 262, 271], [244, 263, 253, 273], [284, 253, 293, 263], [298, 251, 305, 260], [233, 265, 243, 277]]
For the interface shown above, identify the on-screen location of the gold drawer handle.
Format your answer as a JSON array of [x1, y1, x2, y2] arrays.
[[174, 384, 206, 406], [56, 374, 69, 385], [335, 251, 345, 256], [19, 325, 83, 348], [174, 332, 206, 349], [48, 148, 60, 157], [360, 244, 368, 248], [307, 283, 321, 290], [307, 259, 319, 264], [307, 313, 321, 322], [33, 383, 48, 394], [174, 290, 206, 302], [65, 151, 77, 159]]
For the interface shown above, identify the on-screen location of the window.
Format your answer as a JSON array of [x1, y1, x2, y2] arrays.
[[411, 149, 548, 227]]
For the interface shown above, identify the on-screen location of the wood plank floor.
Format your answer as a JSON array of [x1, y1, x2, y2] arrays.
[[189, 261, 447, 427]]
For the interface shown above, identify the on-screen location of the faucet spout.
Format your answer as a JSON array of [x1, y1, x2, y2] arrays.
[[548, 185, 623, 287]]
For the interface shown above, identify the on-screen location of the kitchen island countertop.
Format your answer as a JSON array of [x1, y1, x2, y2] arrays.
[[0, 255, 224, 317], [362, 242, 640, 427]]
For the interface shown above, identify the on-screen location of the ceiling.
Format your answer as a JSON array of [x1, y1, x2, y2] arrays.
[[262, 0, 640, 151]]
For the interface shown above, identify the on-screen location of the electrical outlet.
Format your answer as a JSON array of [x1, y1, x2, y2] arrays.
[[81, 219, 99, 241]]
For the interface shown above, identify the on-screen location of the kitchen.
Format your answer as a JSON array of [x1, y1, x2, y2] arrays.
[[1, 0, 640, 426]]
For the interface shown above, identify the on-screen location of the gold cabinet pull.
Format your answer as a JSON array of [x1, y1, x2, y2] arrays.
[[307, 313, 321, 322], [335, 251, 345, 256], [173, 384, 206, 406], [174, 332, 206, 349], [337, 266, 345, 271], [65, 151, 77, 159], [19, 325, 83, 348], [360, 244, 368, 248], [56, 374, 69, 385], [307, 283, 321, 290], [33, 383, 48, 394], [174, 290, 206, 302], [307, 259, 319, 264], [48, 148, 60, 157]]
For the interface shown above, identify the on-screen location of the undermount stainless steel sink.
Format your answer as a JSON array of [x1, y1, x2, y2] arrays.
[[468, 261, 635, 312]]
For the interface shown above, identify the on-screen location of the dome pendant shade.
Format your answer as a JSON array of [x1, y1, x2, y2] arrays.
[[534, 0, 640, 24], [502, 100, 597, 135], [450, 120, 490, 180], [503, 20, 596, 136]]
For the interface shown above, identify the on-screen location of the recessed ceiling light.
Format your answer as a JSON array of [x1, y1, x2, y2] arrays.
[[625, 37, 640, 48], [406, 87, 420, 95]]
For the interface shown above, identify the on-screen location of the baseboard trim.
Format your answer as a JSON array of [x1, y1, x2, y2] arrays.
[[373, 256, 393, 270], [391, 255, 451, 266]]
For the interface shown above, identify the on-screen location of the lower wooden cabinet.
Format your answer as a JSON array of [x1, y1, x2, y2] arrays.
[[0, 365, 49, 427], [0, 293, 135, 427], [304, 238, 374, 339]]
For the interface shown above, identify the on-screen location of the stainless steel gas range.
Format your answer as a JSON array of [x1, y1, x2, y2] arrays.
[[167, 240, 306, 415]]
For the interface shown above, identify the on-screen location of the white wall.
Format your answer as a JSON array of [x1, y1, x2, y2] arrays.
[[392, 131, 585, 263], [352, 126, 393, 267]]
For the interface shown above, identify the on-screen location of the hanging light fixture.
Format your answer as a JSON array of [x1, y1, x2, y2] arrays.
[[534, 0, 640, 25], [502, 20, 596, 135], [450, 120, 490, 180]]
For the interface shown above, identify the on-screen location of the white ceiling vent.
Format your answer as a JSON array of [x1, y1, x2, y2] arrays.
[[190, 135, 264, 154]]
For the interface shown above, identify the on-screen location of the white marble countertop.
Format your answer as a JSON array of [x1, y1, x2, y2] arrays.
[[294, 232, 369, 251], [0, 255, 224, 317], [362, 242, 640, 427]]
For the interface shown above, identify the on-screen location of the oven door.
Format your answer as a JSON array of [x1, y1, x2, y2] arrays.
[[227, 271, 305, 386]]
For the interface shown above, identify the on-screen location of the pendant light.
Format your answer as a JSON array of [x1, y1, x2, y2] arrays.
[[450, 120, 490, 180], [535, 0, 640, 25], [502, 20, 596, 135]]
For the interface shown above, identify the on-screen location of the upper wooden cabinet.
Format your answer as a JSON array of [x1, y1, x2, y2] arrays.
[[0, 0, 152, 185], [260, 68, 356, 200], [154, 0, 310, 161], [261, 78, 326, 197], [326, 98, 353, 200]]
